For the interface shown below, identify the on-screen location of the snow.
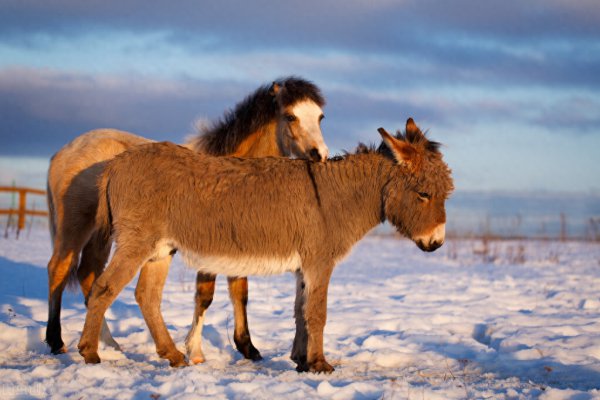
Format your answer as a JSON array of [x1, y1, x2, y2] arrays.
[[1, 228, 600, 399]]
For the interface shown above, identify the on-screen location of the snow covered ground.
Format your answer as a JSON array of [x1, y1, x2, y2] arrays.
[[1, 228, 599, 399]]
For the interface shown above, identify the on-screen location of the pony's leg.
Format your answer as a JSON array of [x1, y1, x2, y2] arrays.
[[78, 247, 146, 364], [46, 247, 79, 354], [77, 231, 120, 351], [135, 256, 187, 367], [291, 270, 308, 365], [295, 265, 334, 374], [185, 272, 215, 364], [227, 276, 262, 361]]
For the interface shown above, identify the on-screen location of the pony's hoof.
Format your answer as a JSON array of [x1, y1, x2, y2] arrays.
[[50, 344, 67, 355], [190, 355, 205, 364], [235, 337, 263, 361], [244, 345, 262, 362], [187, 348, 205, 364]]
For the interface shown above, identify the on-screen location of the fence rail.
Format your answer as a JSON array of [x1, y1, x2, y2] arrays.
[[0, 186, 48, 238]]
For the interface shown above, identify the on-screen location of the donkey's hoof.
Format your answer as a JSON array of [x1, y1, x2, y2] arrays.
[[309, 359, 334, 374], [82, 352, 101, 364], [168, 351, 188, 368], [169, 358, 189, 368]]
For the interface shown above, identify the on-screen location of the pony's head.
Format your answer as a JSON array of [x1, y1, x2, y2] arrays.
[[271, 77, 328, 162], [378, 119, 454, 252]]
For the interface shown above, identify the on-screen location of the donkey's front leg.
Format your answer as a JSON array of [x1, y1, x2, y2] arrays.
[[136, 256, 187, 367], [296, 266, 334, 374], [291, 270, 308, 366]]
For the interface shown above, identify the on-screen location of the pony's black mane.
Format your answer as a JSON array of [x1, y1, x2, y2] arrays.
[[189, 76, 325, 156]]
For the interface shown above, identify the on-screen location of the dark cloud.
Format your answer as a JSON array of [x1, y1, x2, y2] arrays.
[[3, 1, 599, 91], [2, 1, 599, 48], [0, 68, 251, 155], [2, 65, 599, 158]]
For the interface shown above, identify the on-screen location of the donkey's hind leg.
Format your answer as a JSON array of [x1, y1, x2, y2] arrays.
[[135, 256, 187, 367], [78, 247, 147, 364], [185, 272, 215, 364], [77, 231, 120, 351], [228, 276, 262, 361]]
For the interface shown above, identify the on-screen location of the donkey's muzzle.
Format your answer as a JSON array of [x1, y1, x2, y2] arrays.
[[309, 147, 324, 162], [416, 239, 443, 252]]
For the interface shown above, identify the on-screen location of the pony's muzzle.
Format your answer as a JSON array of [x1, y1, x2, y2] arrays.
[[309, 147, 325, 162]]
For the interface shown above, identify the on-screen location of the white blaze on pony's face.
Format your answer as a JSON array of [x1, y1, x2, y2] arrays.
[[280, 100, 328, 162]]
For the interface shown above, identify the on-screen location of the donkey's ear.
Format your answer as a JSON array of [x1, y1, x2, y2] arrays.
[[378, 127, 417, 165], [406, 118, 419, 135], [269, 82, 281, 96]]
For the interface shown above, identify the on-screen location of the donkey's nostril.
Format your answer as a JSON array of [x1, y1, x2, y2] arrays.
[[309, 148, 321, 162], [416, 239, 443, 252]]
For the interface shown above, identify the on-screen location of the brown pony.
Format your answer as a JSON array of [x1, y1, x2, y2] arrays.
[[78, 119, 454, 372], [45, 77, 328, 362]]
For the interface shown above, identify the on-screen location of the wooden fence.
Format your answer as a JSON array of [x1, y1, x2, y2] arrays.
[[0, 186, 48, 238]]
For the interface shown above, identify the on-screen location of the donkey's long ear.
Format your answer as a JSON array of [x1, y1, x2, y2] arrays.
[[406, 118, 419, 135], [269, 82, 281, 96], [378, 127, 417, 166]]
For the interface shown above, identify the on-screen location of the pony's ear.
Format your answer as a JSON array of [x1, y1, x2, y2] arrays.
[[378, 127, 417, 166], [269, 82, 281, 96]]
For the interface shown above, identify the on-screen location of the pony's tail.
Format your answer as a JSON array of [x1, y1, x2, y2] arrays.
[[95, 168, 113, 245], [46, 176, 57, 246]]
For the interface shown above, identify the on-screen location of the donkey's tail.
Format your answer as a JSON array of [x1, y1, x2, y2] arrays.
[[95, 168, 113, 245]]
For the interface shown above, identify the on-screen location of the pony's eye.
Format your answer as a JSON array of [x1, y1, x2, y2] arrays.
[[417, 192, 431, 200], [319, 114, 325, 122], [285, 114, 297, 123]]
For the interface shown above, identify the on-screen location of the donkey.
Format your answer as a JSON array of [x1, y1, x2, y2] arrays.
[[45, 77, 328, 362], [78, 118, 453, 372]]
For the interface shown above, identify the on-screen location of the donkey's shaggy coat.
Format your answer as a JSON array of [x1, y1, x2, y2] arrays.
[[78, 119, 453, 372]]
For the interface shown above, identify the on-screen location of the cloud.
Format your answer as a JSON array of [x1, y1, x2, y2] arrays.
[[3, 2, 599, 93], [0, 67, 248, 155]]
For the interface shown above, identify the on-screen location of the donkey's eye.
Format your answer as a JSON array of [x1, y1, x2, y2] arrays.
[[319, 114, 325, 122], [285, 114, 297, 122], [417, 192, 431, 201]]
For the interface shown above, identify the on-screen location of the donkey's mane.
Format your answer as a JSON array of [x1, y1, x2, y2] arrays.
[[335, 119, 441, 162], [188, 76, 325, 156]]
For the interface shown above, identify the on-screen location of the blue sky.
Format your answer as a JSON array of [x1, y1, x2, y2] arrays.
[[1, 1, 599, 192]]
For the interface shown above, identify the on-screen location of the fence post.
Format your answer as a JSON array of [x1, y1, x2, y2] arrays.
[[17, 189, 26, 238]]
